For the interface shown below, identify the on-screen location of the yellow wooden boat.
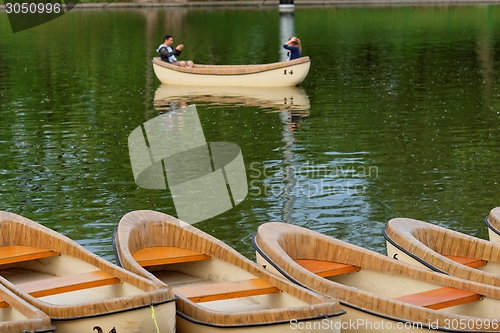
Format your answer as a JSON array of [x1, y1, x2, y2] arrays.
[[384, 217, 500, 285], [114, 210, 345, 333], [152, 57, 311, 87], [486, 207, 500, 243], [0, 211, 176, 333], [254, 222, 500, 332], [0, 280, 55, 333]]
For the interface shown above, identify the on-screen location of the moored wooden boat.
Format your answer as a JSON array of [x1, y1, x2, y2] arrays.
[[114, 210, 345, 333], [0, 281, 55, 333], [0, 211, 176, 333], [152, 57, 311, 87], [486, 207, 500, 243], [384, 217, 500, 285], [254, 222, 500, 332]]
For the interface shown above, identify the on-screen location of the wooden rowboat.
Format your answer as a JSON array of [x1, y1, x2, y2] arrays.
[[384, 217, 500, 285], [0, 211, 176, 333], [0, 281, 55, 333], [254, 222, 500, 332], [485, 207, 500, 243], [152, 57, 311, 87], [114, 210, 345, 333]]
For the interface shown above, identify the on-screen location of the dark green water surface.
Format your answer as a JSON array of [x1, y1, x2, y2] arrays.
[[1, 5, 500, 261]]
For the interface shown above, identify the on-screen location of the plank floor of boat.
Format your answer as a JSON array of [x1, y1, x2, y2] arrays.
[[153, 270, 280, 312], [155, 270, 205, 288]]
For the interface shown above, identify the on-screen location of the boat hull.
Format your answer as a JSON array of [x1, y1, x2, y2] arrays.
[[177, 312, 342, 333], [51, 301, 176, 333], [385, 239, 436, 271], [152, 57, 311, 87], [488, 228, 500, 244]]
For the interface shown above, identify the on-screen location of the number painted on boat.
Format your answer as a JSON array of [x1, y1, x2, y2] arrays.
[[283, 70, 294, 75], [93, 326, 117, 333]]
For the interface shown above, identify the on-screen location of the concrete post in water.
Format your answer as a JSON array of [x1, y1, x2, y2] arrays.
[[279, 9, 295, 62], [279, 0, 294, 13]]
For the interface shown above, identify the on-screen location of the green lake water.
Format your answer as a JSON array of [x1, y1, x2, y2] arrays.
[[1, 5, 500, 262]]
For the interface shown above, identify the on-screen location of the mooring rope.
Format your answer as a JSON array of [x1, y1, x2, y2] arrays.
[[151, 304, 160, 333]]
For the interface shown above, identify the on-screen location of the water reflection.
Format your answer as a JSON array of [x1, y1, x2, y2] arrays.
[[154, 84, 310, 114], [2, 6, 500, 262], [279, 108, 297, 224], [153, 84, 311, 225]]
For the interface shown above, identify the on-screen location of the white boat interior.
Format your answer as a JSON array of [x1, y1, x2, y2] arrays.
[[0, 254, 145, 306], [145, 256, 309, 313]]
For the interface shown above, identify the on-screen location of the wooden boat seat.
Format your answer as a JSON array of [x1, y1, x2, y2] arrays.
[[17, 270, 121, 298], [0, 246, 60, 265], [393, 286, 482, 310], [443, 255, 487, 268], [295, 259, 361, 277], [133, 246, 211, 267], [175, 278, 280, 303]]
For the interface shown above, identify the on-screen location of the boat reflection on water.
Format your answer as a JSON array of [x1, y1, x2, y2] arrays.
[[153, 84, 310, 131]]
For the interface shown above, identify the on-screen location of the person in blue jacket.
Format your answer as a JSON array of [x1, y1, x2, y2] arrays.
[[157, 34, 194, 68], [283, 36, 302, 61]]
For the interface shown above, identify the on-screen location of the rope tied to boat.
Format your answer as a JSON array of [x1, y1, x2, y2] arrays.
[[150, 303, 160, 333]]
